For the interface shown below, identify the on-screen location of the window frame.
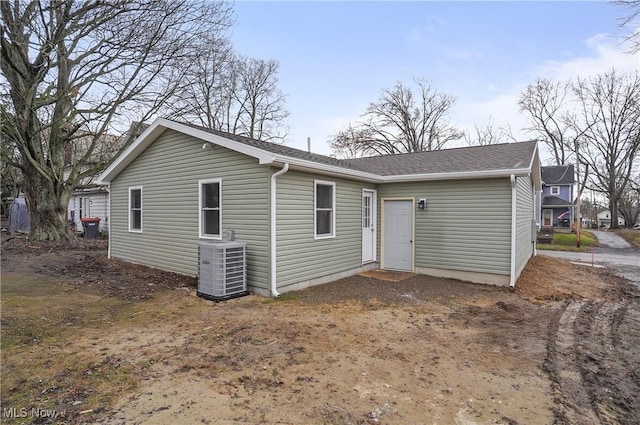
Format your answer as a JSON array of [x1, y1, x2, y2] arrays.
[[199, 178, 222, 240], [128, 186, 143, 233], [314, 179, 336, 239], [550, 186, 560, 195]]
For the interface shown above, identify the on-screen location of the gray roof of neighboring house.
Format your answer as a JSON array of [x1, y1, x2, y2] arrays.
[[542, 195, 574, 207], [541, 165, 575, 185], [180, 122, 537, 176]]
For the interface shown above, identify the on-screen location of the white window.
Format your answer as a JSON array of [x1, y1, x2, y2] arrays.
[[315, 180, 335, 239], [363, 193, 371, 229], [550, 186, 560, 195], [128, 187, 142, 232], [199, 179, 221, 239]]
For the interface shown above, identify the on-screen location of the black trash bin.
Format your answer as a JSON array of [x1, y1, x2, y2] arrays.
[[81, 217, 101, 239]]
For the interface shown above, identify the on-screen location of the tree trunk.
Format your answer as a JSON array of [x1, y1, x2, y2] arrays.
[[608, 198, 621, 230], [22, 165, 74, 241]]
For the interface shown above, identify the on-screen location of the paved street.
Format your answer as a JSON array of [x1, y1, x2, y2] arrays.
[[539, 230, 640, 286]]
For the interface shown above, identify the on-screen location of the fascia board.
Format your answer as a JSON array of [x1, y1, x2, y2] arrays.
[[269, 156, 531, 184], [269, 156, 384, 183], [167, 120, 274, 163], [379, 168, 532, 183], [541, 203, 574, 207], [72, 187, 108, 194], [528, 143, 542, 191]]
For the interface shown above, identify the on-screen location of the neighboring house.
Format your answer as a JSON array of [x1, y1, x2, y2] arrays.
[[67, 187, 109, 234], [66, 122, 148, 234], [597, 210, 625, 229], [97, 118, 542, 296], [540, 165, 575, 228]]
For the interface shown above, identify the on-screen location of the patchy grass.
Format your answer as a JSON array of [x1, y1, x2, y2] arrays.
[[613, 229, 640, 250], [3, 247, 639, 425], [0, 275, 141, 423], [537, 230, 598, 252]]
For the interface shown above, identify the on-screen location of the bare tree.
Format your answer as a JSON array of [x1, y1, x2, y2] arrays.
[[570, 70, 640, 230], [329, 124, 377, 159], [330, 79, 463, 158], [614, 0, 640, 53], [0, 0, 233, 240], [519, 78, 574, 165], [1, 134, 22, 202], [231, 57, 290, 142], [579, 195, 599, 229], [168, 38, 235, 130], [167, 54, 289, 143], [463, 118, 511, 146], [618, 174, 640, 227]]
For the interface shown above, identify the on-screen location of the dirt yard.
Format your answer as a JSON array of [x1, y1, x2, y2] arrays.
[[1, 237, 639, 425]]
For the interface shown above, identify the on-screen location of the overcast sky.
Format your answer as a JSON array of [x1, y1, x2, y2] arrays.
[[230, 1, 640, 160]]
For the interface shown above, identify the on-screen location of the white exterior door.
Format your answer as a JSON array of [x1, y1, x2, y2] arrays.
[[383, 200, 413, 271], [362, 190, 377, 263]]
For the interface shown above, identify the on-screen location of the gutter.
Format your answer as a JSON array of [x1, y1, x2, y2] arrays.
[[509, 174, 517, 288], [266, 154, 532, 185], [270, 163, 289, 297], [262, 156, 382, 183], [379, 168, 531, 183], [529, 153, 542, 259]]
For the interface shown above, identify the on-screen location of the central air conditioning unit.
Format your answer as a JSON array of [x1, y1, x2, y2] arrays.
[[198, 241, 249, 301]]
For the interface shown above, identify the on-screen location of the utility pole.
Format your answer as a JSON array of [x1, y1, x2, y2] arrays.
[[575, 140, 581, 248]]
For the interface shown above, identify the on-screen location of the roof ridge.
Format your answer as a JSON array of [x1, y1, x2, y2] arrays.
[[345, 140, 537, 162]]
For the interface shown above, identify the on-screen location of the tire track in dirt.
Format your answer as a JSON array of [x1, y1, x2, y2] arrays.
[[547, 296, 640, 425], [546, 300, 601, 424]]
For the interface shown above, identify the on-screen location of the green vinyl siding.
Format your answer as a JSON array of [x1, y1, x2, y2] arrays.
[[515, 175, 535, 275], [275, 170, 375, 289], [110, 129, 271, 290], [378, 178, 512, 275]]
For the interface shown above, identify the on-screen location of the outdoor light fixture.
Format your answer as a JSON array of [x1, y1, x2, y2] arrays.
[[417, 198, 426, 210]]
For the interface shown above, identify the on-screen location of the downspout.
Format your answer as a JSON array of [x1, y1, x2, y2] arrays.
[[106, 183, 112, 259], [270, 163, 289, 297], [533, 189, 541, 257], [509, 174, 517, 288]]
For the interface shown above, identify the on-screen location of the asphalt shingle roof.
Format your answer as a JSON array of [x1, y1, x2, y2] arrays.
[[542, 195, 573, 207], [179, 122, 537, 176], [179, 121, 357, 170], [541, 165, 575, 185], [342, 142, 537, 175]]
